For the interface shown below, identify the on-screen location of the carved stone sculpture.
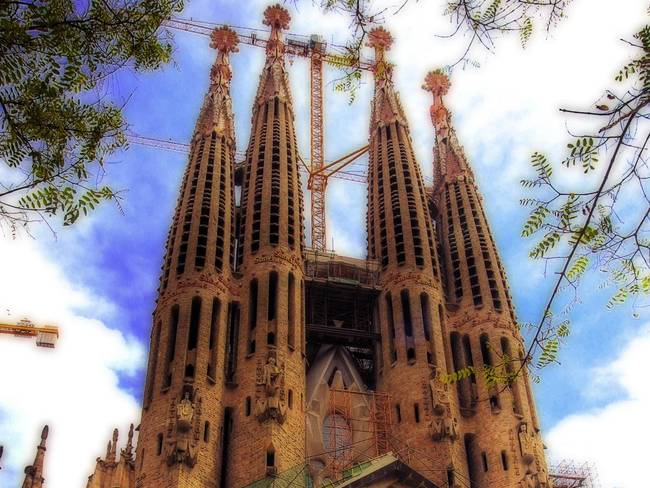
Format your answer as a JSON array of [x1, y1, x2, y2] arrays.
[[518, 422, 535, 465], [255, 351, 286, 423], [166, 389, 202, 467], [429, 377, 458, 441], [520, 468, 540, 488]]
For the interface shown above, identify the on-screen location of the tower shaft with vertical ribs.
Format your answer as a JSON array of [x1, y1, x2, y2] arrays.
[[424, 70, 549, 487], [228, 4, 306, 487], [365, 29, 467, 488], [135, 25, 239, 488]]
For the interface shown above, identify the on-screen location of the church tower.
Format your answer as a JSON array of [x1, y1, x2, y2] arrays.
[[365, 28, 467, 488], [424, 70, 550, 488], [135, 26, 239, 488], [226, 4, 306, 487], [103, 7, 553, 488]]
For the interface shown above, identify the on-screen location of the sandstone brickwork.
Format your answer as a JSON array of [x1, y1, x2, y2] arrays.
[[365, 28, 467, 488], [424, 69, 550, 488]]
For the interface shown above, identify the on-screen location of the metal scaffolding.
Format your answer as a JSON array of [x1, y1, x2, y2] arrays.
[[549, 460, 600, 488]]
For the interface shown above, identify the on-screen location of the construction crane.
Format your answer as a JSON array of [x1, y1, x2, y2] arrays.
[[163, 16, 373, 251], [0, 318, 59, 348], [126, 133, 368, 184]]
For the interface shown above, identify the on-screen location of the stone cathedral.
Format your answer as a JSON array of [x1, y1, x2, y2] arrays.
[[55, 4, 550, 488]]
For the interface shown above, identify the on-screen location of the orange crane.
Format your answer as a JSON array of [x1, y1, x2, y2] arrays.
[[126, 133, 368, 185], [0, 318, 59, 348], [163, 16, 373, 251]]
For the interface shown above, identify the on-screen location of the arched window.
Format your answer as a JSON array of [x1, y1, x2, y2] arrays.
[[386, 293, 397, 363], [248, 279, 258, 354], [203, 421, 210, 442], [501, 337, 523, 415], [163, 305, 180, 388], [187, 296, 202, 351], [401, 290, 416, 362], [268, 272, 278, 321], [288, 273, 295, 348], [156, 433, 163, 456], [207, 298, 220, 380], [501, 450, 509, 471]]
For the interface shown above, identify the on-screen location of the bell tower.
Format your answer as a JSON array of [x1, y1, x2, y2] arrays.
[[135, 26, 239, 488], [365, 28, 467, 487], [424, 70, 550, 488], [225, 4, 306, 487]]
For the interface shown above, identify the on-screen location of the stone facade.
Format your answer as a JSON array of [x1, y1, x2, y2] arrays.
[[100, 7, 549, 488]]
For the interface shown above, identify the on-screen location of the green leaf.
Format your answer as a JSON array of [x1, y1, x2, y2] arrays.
[[567, 256, 589, 280]]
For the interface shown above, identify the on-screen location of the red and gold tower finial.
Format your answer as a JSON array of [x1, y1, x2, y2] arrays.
[[423, 69, 474, 184], [209, 27, 239, 88], [423, 69, 451, 132], [210, 26, 239, 53], [263, 4, 290, 58], [367, 27, 393, 81], [263, 4, 291, 30]]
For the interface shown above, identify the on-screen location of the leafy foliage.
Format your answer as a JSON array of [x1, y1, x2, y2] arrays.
[[0, 0, 183, 230], [520, 9, 650, 369], [319, 0, 571, 103]]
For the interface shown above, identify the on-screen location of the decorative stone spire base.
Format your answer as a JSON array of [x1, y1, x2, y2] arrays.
[[86, 425, 135, 488]]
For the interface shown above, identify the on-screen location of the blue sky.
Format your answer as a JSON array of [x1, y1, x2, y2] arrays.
[[0, 1, 648, 487]]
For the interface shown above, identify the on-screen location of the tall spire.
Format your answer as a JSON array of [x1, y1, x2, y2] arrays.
[[422, 70, 474, 190], [122, 423, 134, 463], [368, 27, 407, 130], [193, 26, 239, 142], [253, 4, 293, 107], [106, 428, 118, 463], [135, 23, 240, 488], [230, 4, 306, 486], [87, 425, 136, 488], [22, 425, 48, 488]]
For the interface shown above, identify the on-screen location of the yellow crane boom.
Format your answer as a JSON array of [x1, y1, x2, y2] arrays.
[[0, 319, 59, 348]]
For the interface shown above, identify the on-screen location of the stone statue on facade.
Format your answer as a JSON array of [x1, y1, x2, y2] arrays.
[[166, 389, 201, 467], [429, 377, 458, 441], [520, 468, 541, 488], [255, 351, 286, 423], [518, 422, 535, 465]]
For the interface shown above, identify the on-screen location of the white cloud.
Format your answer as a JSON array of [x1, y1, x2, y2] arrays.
[[546, 325, 650, 488], [0, 237, 144, 488]]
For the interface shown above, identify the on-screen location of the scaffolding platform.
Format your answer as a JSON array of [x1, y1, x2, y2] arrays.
[[549, 460, 600, 488], [305, 250, 381, 389]]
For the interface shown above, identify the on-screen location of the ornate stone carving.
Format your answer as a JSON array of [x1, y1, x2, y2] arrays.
[[429, 376, 458, 441], [520, 468, 542, 488], [380, 270, 439, 290], [255, 350, 287, 423], [253, 248, 303, 271], [166, 388, 202, 467], [518, 422, 535, 465], [157, 271, 239, 308]]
